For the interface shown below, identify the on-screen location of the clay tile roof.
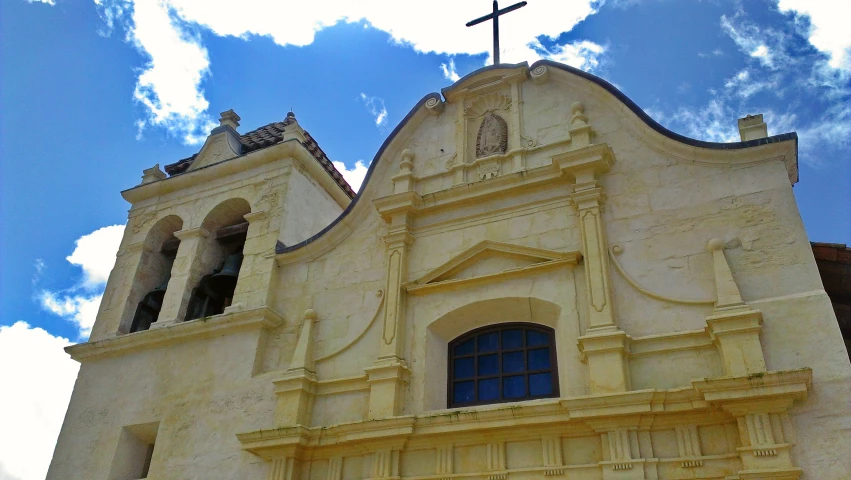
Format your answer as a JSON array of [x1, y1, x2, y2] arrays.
[[163, 113, 355, 198], [812, 242, 851, 265]]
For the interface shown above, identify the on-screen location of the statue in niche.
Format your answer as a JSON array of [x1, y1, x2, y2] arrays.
[[475, 113, 508, 158]]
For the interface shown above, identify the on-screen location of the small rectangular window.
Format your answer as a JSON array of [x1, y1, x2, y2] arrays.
[[108, 422, 159, 480]]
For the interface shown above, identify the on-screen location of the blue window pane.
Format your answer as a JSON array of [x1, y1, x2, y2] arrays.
[[504, 375, 526, 398], [503, 351, 524, 373], [454, 338, 475, 356], [529, 373, 553, 396], [502, 329, 523, 349], [454, 381, 474, 404], [478, 354, 499, 375], [479, 378, 499, 401], [528, 348, 551, 370], [527, 330, 549, 347], [478, 332, 499, 352], [454, 357, 474, 379]]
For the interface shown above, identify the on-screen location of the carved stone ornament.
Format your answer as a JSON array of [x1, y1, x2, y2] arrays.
[[476, 113, 508, 158], [465, 92, 511, 118], [477, 159, 500, 180]]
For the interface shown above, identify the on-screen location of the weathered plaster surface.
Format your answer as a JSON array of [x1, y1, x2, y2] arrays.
[[49, 62, 849, 480]]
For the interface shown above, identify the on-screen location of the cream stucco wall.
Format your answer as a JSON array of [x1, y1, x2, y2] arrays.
[[49, 61, 849, 480]]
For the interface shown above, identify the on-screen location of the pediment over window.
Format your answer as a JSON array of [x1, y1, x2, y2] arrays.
[[407, 241, 581, 295]]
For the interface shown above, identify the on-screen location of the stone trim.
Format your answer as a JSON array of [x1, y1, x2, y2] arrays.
[[66, 307, 283, 362]]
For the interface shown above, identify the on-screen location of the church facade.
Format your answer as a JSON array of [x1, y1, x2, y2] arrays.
[[48, 61, 850, 480]]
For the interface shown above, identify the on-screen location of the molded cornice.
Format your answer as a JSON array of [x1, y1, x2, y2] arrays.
[[121, 139, 351, 208]]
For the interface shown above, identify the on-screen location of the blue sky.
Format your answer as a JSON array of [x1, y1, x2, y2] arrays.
[[0, 0, 848, 478]]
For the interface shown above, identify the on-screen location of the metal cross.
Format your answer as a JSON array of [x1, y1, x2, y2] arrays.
[[466, 0, 528, 65]]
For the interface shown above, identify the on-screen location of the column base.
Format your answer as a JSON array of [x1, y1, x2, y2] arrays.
[[578, 327, 631, 394], [273, 369, 317, 427], [365, 357, 410, 420]]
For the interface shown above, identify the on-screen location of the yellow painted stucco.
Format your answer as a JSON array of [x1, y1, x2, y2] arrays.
[[48, 62, 850, 480]]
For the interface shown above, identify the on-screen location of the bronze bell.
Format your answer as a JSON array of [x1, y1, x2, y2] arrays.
[[209, 253, 243, 293]]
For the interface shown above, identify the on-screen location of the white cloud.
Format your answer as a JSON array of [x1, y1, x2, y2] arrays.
[[38, 225, 125, 339], [698, 48, 724, 58], [777, 0, 851, 72], [666, 98, 741, 143], [66, 225, 124, 289], [723, 69, 778, 99], [25, 0, 55, 5], [359, 93, 388, 127], [440, 59, 460, 82], [333, 160, 369, 193], [0, 322, 79, 480], [128, 0, 217, 145], [38, 292, 102, 339], [720, 14, 785, 69], [94, 0, 605, 144], [535, 40, 606, 71]]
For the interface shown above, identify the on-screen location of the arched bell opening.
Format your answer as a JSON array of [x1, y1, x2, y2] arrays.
[[127, 215, 183, 333], [185, 198, 251, 321]]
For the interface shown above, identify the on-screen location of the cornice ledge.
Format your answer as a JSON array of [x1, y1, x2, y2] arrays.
[[373, 190, 423, 222], [419, 164, 566, 215], [121, 140, 301, 204], [552, 143, 615, 181], [692, 369, 812, 406], [67, 307, 284, 362], [236, 425, 311, 460], [238, 416, 416, 459], [561, 389, 656, 419]]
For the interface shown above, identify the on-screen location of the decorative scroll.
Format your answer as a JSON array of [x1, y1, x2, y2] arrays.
[[476, 113, 508, 158], [609, 245, 715, 305]]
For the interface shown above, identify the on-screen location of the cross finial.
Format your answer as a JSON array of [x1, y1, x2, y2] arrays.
[[466, 0, 528, 65]]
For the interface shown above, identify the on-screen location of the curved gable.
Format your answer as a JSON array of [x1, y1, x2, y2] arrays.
[[278, 59, 798, 257]]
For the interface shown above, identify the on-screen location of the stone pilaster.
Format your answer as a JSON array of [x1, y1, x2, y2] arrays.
[[90, 241, 151, 339], [555, 143, 631, 394], [486, 442, 506, 480], [227, 210, 277, 313], [274, 309, 318, 427], [509, 79, 525, 173], [436, 445, 453, 480], [541, 436, 565, 476], [371, 448, 400, 480], [704, 238, 767, 376], [267, 457, 298, 480], [156, 227, 210, 325], [600, 428, 645, 480], [369, 153, 420, 419], [693, 370, 811, 480]]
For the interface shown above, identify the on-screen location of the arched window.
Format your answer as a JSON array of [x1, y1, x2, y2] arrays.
[[448, 323, 559, 407], [184, 198, 250, 321]]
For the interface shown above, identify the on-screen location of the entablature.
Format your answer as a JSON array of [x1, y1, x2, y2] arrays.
[[237, 369, 811, 460]]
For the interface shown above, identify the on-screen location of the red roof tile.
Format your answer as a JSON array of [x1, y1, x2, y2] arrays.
[[163, 112, 355, 198]]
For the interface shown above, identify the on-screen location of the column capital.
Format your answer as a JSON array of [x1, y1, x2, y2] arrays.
[[173, 227, 210, 241], [552, 143, 614, 184], [373, 191, 422, 222], [569, 186, 605, 210], [383, 231, 415, 249], [118, 241, 152, 256], [243, 210, 267, 223]]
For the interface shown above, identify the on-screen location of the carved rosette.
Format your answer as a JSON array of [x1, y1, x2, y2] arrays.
[[476, 113, 508, 158]]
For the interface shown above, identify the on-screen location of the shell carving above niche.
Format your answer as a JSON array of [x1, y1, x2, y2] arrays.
[[465, 92, 511, 118], [476, 113, 508, 158]]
